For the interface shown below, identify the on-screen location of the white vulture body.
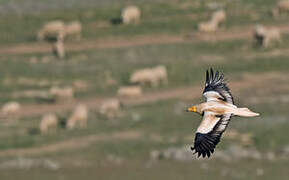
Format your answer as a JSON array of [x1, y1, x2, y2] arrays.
[[187, 69, 259, 158]]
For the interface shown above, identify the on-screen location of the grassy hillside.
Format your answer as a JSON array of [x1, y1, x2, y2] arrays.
[[0, 0, 288, 180]]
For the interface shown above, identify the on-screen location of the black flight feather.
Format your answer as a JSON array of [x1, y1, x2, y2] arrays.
[[203, 68, 234, 104], [191, 114, 232, 158]]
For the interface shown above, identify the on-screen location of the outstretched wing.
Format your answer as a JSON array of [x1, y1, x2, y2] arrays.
[[191, 112, 232, 158], [203, 68, 234, 104]]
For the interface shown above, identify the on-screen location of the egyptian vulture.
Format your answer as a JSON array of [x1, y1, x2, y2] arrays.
[[187, 68, 259, 158]]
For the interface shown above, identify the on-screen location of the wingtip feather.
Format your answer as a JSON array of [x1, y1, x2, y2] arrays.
[[206, 70, 209, 85], [215, 71, 219, 81], [210, 68, 214, 82]]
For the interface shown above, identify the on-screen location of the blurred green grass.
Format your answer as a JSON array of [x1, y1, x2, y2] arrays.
[[0, 0, 289, 179], [0, 38, 289, 103], [0, 0, 288, 44]]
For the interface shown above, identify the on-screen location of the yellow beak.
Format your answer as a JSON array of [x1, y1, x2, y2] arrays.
[[187, 106, 197, 112]]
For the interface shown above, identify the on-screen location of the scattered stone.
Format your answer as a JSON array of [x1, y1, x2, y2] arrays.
[[265, 151, 276, 161], [106, 154, 124, 165], [256, 168, 264, 176], [214, 144, 261, 162], [131, 112, 141, 122], [150, 146, 192, 162], [279, 145, 289, 159], [0, 157, 60, 170], [281, 145, 289, 155]]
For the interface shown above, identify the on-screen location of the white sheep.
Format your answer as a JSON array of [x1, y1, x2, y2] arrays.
[[52, 40, 65, 59], [117, 86, 142, 98], [211, 9, 226, 24], [151, 65, 168, 86], [121, 6, 141, 25], [272, 0, 289, 17], [37, 20, 65, 41], [40, 113, 58, 134], [130, 65, 168, 87], [1, 102, 20, 115], [49, 86, 74, 100], [198, 20, 218, 32], [130, 68, 155, 86], [65, 21, 82, 40], [253, 25, 281, 47], [99, 99, 121, 119], [198, 9, 226, 32], [66, 104, 88, 129]]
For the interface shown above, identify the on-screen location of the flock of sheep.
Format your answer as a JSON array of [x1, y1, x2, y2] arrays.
[[37, 5, 141, 59], [36, 0, 289, 59], [0, 64, 168, 134], [198, 0, 289, 48], [0, 5, 145, 134], [37, 20, 82, 58], [3, 1, 289, 134], [198, 9, 226, 32], [40, 104, 88, 134], [252, 0, 289, 47]]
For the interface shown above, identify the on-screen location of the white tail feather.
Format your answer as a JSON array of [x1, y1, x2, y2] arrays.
[[233, 108, 260, 117]]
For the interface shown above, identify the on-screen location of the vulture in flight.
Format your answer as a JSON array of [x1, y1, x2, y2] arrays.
[[187, 68, 259, 158]]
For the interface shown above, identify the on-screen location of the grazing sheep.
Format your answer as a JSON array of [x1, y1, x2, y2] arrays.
[[253, 25, 266, 45], [66, 104, 88, 129], [52, 40, 65, 59], [198, 10, 226, 32], [253, 25, 281, 47], [65, 21, 82, 40], [130, 65, 168, 87], [1, 102, 20, 115], [272, 0, 289, 17], [37, 20, 65, 41], [151, 65, 168, 86], [117, 86, 142, 98], [40, 113, 58, 134], [99, 99, 121, 119], [121, 6, 141, 25], [130, 68, 154, 86], [211, 9, 226, 24], [49, 86, 74, 100], [198, 20, 218, 32]]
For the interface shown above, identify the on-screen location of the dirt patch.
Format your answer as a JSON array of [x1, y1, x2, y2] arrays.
[[0, 130, 141, 157], [198, 55, 226, 64], [245, 47, 289, 60], [0, 35, 186, 55]]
